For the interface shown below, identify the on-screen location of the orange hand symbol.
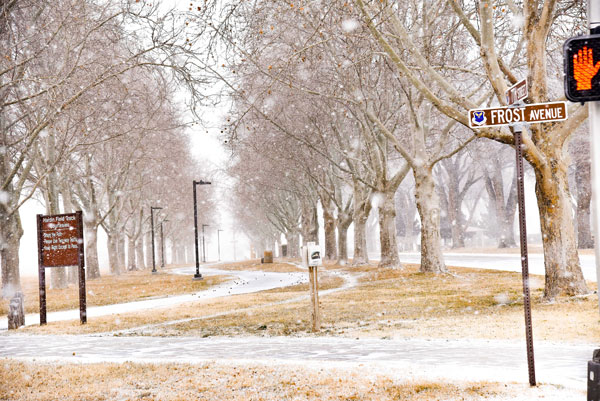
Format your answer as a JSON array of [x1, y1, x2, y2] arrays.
[[573, 46, 600, 90]]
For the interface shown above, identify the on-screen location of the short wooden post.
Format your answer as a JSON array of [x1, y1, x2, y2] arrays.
[[309, 266, 320, 332]]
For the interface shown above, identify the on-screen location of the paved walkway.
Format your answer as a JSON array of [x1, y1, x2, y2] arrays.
[[0, 265, 307, 330], [0, 334, 591, 390]]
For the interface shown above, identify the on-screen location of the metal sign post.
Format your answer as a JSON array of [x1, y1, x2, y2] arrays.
[[37, 211, 86, 325], [470, 86, 538, 386], [588, 0, 600, 318], [512, 123, 536, 387]]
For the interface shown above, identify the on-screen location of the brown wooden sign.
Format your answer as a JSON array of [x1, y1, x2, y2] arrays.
[[37, 211, 86, 325], [39, 213, 83, 267], [469, 101, 568, 129]]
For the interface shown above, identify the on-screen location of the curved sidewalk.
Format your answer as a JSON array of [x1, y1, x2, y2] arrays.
[[0, 266, 307, 330]]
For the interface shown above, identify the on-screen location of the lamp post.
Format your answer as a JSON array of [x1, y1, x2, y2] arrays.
[[193, 180, 211, 280], [202, 224, 209, 263], [217, 229, 223, 261], [160, 219, 168, 268], [150, 206, 162, 274]]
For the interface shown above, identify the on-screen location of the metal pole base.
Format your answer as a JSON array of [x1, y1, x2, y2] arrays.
[[193, 274, 203, 281]]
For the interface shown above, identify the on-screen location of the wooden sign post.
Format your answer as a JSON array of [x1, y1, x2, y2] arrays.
[[308, 266, 320, 332], [303, 242, 322, 332], [37, 211, 86, 325]]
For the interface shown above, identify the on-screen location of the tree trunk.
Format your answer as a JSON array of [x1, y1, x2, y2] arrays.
[[171, 240, 178, 265], [378, 191, 401, 267], [41, 135, 68, 290], [484, 159, 517, 249], [322, 203, 337, 260], [337, 213, 352, 265], [301, 203, 319, 243], [127, 236, 137, 271], [185, 243, 193, 264], [145, 231, 153, 270], [450, 220, 465, 248], [447, 182, 466, 249], [158, 231, 165, 267], [85, 221, 101, 279], [136, 237, 146, 269], [117, 233, 126, 271], [285, 232, 300, 258], [414, 166, 446, 273], [0, 210, 23, 299], [534, 164, 589, 299], [107, 232, 120, 275], [575, 157, 593, 248], [499, 173, 518, 248], [352, 204, 370, 265], [47, 211, 68, 289], [60, 182, 79, 285], [352, 179, 371, 265]]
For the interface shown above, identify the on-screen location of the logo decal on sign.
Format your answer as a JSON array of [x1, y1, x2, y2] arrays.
[[472, 111, 486, 126]]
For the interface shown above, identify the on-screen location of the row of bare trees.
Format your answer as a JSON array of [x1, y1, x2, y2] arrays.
[[0, 0, 216, 296], [2, 0, 592, 302], [210, 0, 591, 300]]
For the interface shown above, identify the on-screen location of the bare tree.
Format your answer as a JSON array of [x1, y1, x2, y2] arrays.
[[356, 0, 589, 298]]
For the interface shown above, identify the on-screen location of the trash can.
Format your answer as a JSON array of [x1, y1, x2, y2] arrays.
[[588, 349, 600, 400]]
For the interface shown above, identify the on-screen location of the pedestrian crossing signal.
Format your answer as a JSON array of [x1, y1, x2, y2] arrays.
[[564, 34, 600, 103]]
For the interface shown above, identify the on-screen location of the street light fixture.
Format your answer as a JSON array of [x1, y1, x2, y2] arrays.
[[217, 229, 223, 262], [193, 180, 211, 280], [202, 224, 209, 263], [150, 206, 162, 274]]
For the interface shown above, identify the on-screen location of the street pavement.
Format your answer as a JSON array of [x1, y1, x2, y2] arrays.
[[399, 252, 598, 282], [0, 334, 592, 390]]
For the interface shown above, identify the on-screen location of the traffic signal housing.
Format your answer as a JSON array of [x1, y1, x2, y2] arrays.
[[564, 34, 600, 103]]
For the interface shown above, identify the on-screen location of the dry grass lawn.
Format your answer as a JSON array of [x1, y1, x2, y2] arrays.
[[0, 359, 546, 401], [16, 272, 345, 336], [0, 267, 229, 315], [14, 260, 600, 343], [321, 263, 600, 342]]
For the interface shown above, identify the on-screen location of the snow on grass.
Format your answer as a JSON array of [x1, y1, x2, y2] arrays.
[[0, 359, 584, 400]]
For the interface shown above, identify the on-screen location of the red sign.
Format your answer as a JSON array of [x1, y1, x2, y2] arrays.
[[38, 212, 83, 267], [469, 102, 567, 129]]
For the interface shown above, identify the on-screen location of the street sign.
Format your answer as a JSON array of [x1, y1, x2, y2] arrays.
[[469, 102, 567, 129], [39, 213, 83, 267], [564, 34, 600, 103], [37, 211, 86, 325], [506, 79, 528, 105]]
